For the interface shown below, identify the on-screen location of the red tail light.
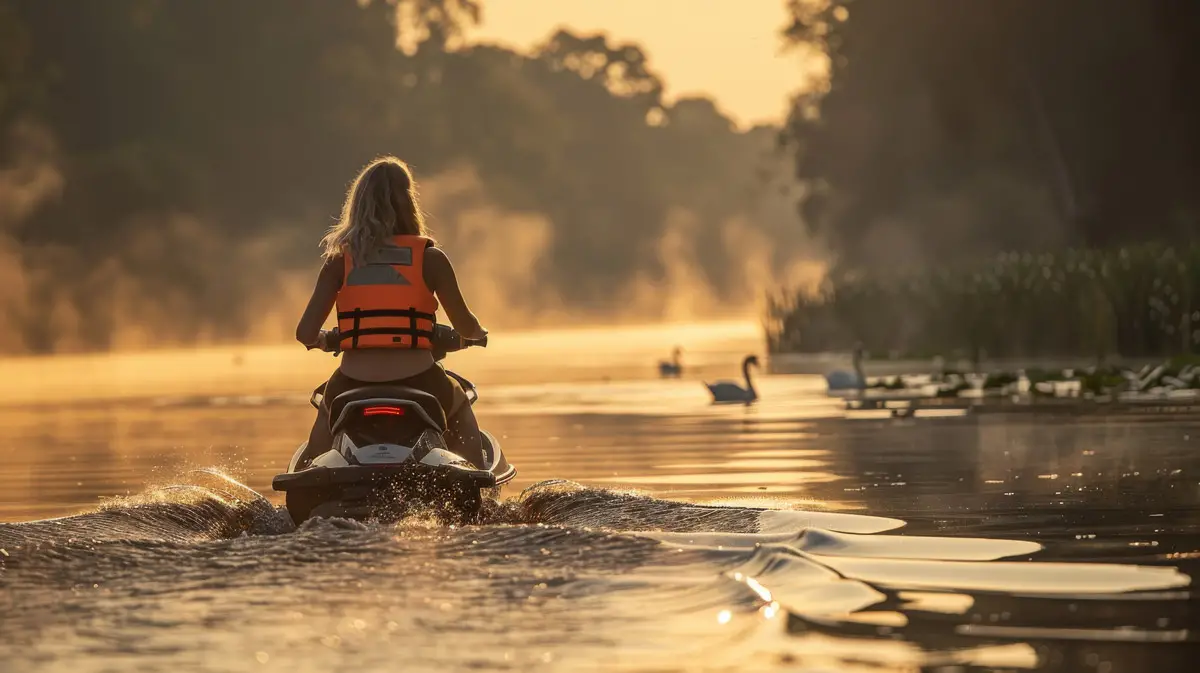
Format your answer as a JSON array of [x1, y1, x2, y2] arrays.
[[362, 406, 405, 417]]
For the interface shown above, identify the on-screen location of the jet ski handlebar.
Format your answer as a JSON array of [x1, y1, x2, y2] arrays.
[[315, 325, 487, 358], [431, 324, 488, 358]]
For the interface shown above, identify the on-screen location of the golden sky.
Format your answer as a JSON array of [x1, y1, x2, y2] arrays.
[[467, 0, 806, 128]]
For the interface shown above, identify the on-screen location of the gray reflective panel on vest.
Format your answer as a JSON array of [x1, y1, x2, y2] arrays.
[[346, 265, 411, 286], [374, 246, 413, 266]]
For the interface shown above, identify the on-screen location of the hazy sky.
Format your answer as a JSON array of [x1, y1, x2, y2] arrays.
[[467, 0, 806, 128]]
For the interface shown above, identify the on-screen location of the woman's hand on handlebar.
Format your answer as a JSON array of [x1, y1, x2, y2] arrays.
[[315, 328, 340, 353]]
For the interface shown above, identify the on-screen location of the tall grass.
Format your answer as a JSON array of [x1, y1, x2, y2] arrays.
[[765, 244, 1200, 361]]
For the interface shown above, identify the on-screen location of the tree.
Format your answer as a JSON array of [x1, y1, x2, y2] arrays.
[[782, 0, 1200, 271]]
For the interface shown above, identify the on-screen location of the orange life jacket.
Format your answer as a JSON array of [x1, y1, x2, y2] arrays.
[[336, 234, 438, 350]]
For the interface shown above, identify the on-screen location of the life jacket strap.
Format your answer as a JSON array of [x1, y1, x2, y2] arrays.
[[337, 326, 436, 343]]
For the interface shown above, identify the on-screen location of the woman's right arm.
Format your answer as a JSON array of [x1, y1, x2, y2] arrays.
[[424, 247, 486, 340]]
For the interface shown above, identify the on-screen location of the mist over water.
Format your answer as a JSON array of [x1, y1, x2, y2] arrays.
[[0, 132, 819, 353]]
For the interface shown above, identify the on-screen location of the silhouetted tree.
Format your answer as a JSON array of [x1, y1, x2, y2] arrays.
[[782, 0, 1200, 271]]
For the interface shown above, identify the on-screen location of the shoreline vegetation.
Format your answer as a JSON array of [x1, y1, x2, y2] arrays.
[[766, 244, 1200, 364], [763, 243, 1200, 405]]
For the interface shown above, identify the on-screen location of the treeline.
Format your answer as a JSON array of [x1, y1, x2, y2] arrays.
[[0, 0, 803, 353], [781, 0, 1200, 271]]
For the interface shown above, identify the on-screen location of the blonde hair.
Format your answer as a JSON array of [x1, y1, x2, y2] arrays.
[[321, 156, 430, 261]]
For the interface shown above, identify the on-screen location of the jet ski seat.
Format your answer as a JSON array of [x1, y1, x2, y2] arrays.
[[327, 386, 447, 434]]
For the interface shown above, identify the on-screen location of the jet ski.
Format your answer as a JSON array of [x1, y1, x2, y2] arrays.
[[272, 325, 515, 525]]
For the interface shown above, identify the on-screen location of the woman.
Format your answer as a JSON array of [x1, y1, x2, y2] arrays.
[[295, 156, 487, 467]]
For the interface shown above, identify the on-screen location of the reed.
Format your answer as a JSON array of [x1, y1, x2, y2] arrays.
[[765, 244, 1200, 361]]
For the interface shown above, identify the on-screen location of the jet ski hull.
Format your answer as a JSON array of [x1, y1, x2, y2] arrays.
[[275, 462, 496, 525], [275, 423, 514, 526]]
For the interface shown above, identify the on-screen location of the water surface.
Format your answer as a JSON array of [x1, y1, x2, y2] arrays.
[[1, 323, 1197, 672]]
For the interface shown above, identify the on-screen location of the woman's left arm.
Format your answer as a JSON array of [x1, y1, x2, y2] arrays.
[[296, 255, 344, 348]]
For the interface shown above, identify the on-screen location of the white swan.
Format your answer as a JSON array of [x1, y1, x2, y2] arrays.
[[705, 355, 759, 404]]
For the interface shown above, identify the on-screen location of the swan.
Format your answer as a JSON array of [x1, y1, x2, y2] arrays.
[[658, 346, 683, 377], [827, 342, 867, 392], [851, 342, 866, 390], [705, 355, 759, 404], [824, 370, 862, 392]]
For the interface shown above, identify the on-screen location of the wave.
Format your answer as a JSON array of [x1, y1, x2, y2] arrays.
[[1, 470, 1194, 671], [511, 479, 904, 534], [0, 469, 288, 557]]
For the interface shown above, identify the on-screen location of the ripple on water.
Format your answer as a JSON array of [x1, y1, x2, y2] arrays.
[[0, 473, 1195, 673]]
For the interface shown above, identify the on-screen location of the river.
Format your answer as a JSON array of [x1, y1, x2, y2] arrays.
[[1, 322, 1196, 672]]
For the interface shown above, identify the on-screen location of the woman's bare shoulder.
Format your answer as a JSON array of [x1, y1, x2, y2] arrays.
[[318, 253, 345, 287], [425, 245, 452, 271]]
